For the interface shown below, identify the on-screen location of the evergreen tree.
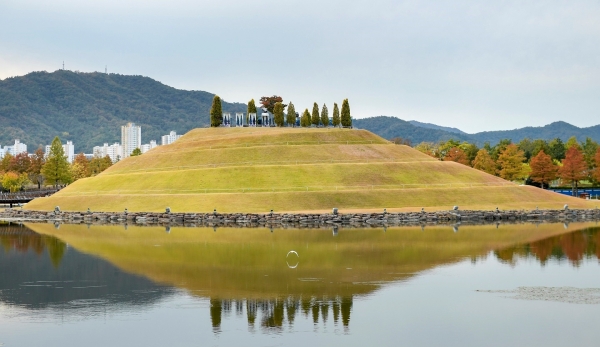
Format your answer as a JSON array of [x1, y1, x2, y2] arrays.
[[332, 103, 340, 127], [41, 137, 72, 187], [131, 148, 142, 156], [210, 95, 223, 127], [286, 102, 296, 127], [301, 109, 311, 127], [548, 138, 566, 161], [340, 99, 352, 127], [273, 102, 285, 127], [311, 102, 320, 126], [321, 104, 329, 127], [247, 99, 257, 123]]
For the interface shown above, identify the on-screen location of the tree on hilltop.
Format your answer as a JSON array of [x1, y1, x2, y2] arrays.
[[321, 104, 329, 127], [41, 137, 72, 187], [247, 99, 257, 124], [273, 102, 285, 127], [341, 99, 352, 127], [311, 103, 320, 126], [210, 95, 223, 127], [529, 150, 557, 189], [260, 96, 286, 114], [559, 146, 588, 196], [332, 103, 340, 127], [301, 109, 311, 127], [286, 102, 296, 127], [472, 149, 496, 175], [497, 144, 526, 181], [443, 147, 470, 166], [131, 148, 142, 156]]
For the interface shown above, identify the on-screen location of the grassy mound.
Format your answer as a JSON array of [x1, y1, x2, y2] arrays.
[[26, 127, 597, 212]]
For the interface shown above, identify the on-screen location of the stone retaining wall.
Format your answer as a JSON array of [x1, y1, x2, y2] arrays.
[[2, 208, 600, 228]]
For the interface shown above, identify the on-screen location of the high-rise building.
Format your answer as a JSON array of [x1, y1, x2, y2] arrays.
[[161, 131, 182, 145], [141, 140, 158, 153], [44, 140, 75, 163], [93, 143, 123, 163], [1, 140, 28, 158], [121, 122, 141, 158]]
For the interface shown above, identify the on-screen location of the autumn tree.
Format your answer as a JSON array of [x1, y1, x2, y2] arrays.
[[559, 146, 588, 196], [529, 150, 557, 189], [491, 139, 512, 161], [332, 103, 340, 127], [300, 109, 311, 127], [0, 153, 13, 172], [210, 95, 223, 127], [89, 156, 113, 176], [321, 104, 329, 127], [340, 99, 351, 127], [10, 152, 31, 173], [472, 149, 497, 175], [497, 144, 526, 181], [28, 148, 46, 189], [311, 102, 320, 126], [71, 153, 90, 181], [273, 102, 285, 127], [443, 147, 470, 166], [42, 137, 72, 187], [581, 137, 599, 172], [259, 96, 286, 114], [286, 102, 296, 126], [2, 172, 29, 193]]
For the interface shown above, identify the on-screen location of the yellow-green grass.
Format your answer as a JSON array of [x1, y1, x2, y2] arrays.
[[28, 222, 595, 299], [25, 127, 598, 212]]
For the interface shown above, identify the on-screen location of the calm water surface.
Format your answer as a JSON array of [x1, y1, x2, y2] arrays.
[[1, 221, 600, 346]]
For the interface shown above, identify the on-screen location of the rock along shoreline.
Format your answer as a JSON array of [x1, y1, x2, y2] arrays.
[[2, 208, 600, 229]]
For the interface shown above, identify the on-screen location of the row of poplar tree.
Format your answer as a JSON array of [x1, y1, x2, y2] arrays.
[[209, 96, 352, 128], [0, 137, 113, 192], [410, 136, 600, 194]]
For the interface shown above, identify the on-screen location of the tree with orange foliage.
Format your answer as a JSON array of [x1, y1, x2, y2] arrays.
[[443, 147, 470, 166], [497, 144, 526, 181], [529, 150, 557, 189], [559, 146, 588, 196], [594, 147, 600, 183], [9, 152, 31, 173], [472, 149, 497, 175]]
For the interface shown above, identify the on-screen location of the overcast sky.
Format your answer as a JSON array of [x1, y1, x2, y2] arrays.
[[1, 0, 599, 133]]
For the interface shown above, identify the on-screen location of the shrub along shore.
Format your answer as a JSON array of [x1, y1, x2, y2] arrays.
[[2, 208, 599, 228]]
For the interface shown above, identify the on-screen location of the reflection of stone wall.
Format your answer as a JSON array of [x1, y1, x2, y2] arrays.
[[210, 296, 353, 332]]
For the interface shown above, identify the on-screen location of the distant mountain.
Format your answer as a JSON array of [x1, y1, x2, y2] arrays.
[[408, 120, 467, 135], [353, 116, 472, 144], [356, 117, 600, 145], [468, 121, 600, 145], [0, 70, 246, 152]]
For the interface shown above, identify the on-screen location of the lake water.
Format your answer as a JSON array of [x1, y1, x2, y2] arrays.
[[1, 221, 600, 346]]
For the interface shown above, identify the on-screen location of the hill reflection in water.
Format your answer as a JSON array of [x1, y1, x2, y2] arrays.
[[3, 221, 599, 332]]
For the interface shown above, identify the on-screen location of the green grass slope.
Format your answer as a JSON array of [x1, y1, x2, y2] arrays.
[[26, 128, 597, 212]]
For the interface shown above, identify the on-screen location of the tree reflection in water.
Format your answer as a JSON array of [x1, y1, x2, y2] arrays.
[[494, 226, 600, 266], [209, 296, 353, 333], [0, 223, 67, 267]]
